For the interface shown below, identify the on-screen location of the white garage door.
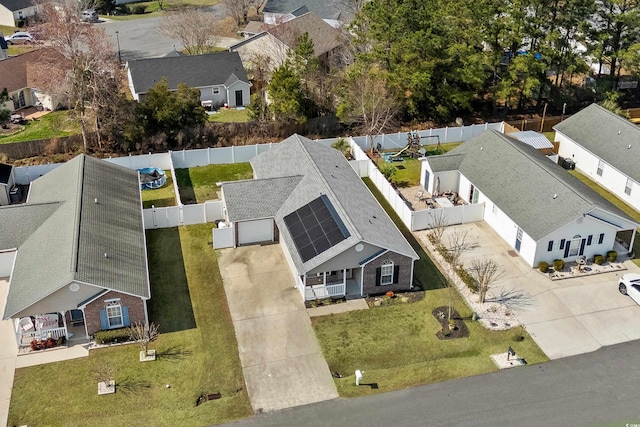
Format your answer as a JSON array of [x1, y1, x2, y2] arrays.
[[238, 219, 274, 245]]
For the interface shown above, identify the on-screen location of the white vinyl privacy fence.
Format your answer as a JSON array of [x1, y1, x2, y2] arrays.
[[13, 122, 502, 230]]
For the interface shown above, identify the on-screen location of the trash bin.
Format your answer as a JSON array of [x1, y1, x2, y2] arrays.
[[9, 185, 21, 203], [562, 158, 575, 170]]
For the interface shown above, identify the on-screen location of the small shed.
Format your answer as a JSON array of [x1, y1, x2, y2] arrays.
[[0, 163, 15, 206], [508, 130, 555, 154]]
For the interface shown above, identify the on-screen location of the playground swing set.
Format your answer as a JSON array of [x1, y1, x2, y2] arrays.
[[381, 132, 440, 162]]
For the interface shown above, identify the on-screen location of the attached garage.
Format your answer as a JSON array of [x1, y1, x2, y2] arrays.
[[237, 218, 274, 245]]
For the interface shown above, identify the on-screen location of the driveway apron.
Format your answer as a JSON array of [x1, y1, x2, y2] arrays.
[[218, 245, 338, 413]]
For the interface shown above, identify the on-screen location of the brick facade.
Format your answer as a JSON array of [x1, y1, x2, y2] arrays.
[[362, 251, 414, 297], [83, 291, 147, 337]]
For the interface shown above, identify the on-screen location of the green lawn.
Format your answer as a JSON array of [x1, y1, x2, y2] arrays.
[[107, 0, 220, 20], [9, 225, 252, 426], [384, 142, 462, 188], [569, 170, 640, 266], [364, 177, 447, 290], [0, 111, 80, 144], [312, 287, 548, 398], [141, 171, 177, 208], [175, 163, 253, 204], [207, 109, 251, 123]]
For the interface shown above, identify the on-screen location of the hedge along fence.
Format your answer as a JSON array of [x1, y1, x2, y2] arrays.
[[0, 134, 87, 161]]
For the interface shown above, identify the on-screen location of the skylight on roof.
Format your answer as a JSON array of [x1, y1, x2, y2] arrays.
[[283, 195, 349, 263]]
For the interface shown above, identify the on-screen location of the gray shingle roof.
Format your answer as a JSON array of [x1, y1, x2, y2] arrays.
[[263, 0, 351, 21], [247, 134, 418, 272], [554, 103, 640, 183], [3, 155, 149, 319], [222, 176, 302, 221], [127, 51, 249, 95], [428, 130, 637, 241], [0, 0, 32, 12]]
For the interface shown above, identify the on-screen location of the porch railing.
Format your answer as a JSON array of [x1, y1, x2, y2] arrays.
[[18, 327, 67, 345], [305, 282, 346, 300]]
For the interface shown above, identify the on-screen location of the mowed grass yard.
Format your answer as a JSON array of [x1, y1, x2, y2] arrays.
[[175, 163, 253, 204], [0, 111, 80, 144], [141, 171, 177, 208], [312, 288, 548, 398], [385, 142, 461, 188], [9, 225, 252, 427]]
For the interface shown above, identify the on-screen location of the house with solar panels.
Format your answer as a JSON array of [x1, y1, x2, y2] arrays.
[[420, 130, 638, 268], [220, 134, 419, 301], [554, 103, 640, 213], [0, 155, 150, 349]]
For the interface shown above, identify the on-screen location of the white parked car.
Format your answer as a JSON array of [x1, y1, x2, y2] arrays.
[[5, 31, 34, 45], [618, 273, 640, 305]]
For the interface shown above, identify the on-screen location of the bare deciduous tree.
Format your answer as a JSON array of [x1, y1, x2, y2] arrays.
[[337, 63, 400, 154], [34, 0, 118, 151], [128, 322, 160, 355], [469, 258, 504, 304], [446, 228, 470, 267], [160, 8, 222, 55], [427, 210, 448, 244], [222, 0, 264, 25]]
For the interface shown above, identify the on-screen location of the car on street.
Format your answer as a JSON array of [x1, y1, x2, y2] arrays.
[[4, 31, 34, 44], [82, 9, 99, 22], [618, 273, 640, 305]]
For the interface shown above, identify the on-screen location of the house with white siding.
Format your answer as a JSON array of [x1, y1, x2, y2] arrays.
[[554, 103, 640, 213], [420, 130, 638, 268]]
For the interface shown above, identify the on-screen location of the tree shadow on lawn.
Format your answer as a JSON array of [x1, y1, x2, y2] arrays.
[[146, 228, 197, 333], [175, 169, 197, 205], [157, 345, 193, 362]]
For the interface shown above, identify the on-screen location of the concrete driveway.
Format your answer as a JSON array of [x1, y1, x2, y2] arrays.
[[217, 244, 338, 413], [433, 222, 640, 360]]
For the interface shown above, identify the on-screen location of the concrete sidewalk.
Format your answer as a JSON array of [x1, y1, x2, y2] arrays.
[[307, 299, 369, 318], [218, 245, 338, 413]]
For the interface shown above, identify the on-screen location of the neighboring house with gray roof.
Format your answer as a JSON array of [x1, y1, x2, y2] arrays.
[[126, 51, 251, 108], [421, 130, 638, 268], [220, 134, 419, 301], [0, 0, 38, 27], [555, 103, 640, 212], [229, 12, 343, 78], [0, 154, 150, 349], [262, 0, 352, 26]]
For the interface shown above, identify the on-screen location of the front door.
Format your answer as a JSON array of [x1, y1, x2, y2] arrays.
[[515, 227, 523, 252], [424, 170, 430, 192], [235, 90, 243, 106]]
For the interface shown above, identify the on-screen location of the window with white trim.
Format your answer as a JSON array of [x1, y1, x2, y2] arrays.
[[625, 178, 632, 195], [212, 87, 220, 95], [380, 260, 394, 285], [597, 160, 604, 176], [106, 303, 123, 328]]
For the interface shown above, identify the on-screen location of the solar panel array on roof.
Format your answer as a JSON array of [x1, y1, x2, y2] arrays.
[[284, 195, 349, 262]]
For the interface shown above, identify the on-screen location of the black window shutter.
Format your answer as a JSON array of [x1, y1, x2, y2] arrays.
[[598, 233, 604, 244], [548, 241, 553, 251], [393, 266, 399, 284], [375, 267, 381, 286], [587, 235, 593, 246], [560, 239, 565, 249]]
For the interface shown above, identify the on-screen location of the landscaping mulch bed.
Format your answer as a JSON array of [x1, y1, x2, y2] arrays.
[[366, 290, 425, 307], [305, 297, 346, 309], [432, 306, 469, 340]]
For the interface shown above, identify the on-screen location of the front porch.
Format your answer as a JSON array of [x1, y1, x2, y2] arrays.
[[14, 310, 89, 353], [303, 269, 361, 300]]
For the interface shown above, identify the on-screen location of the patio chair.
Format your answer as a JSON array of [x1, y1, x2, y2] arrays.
[[18, 317, 34, 332], [414, 190, 424, 201]]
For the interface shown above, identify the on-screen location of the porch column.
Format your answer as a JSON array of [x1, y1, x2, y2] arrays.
[[629, 229, 637, 256], [322, 272, 326, 286], [342, 268, 346, 287], [60, 311, 68, 340]]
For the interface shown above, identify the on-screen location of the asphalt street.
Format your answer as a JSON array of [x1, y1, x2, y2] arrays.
[[225, 340, 640, 427]]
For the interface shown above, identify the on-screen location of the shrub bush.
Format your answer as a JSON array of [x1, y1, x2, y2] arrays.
[[94, 327, 133, 344], [457, 267, 478, 292], [553, 259, 565, 272], [606, 250, 617, 262], [538, 261, 550, 273], [131, 4, 146, 14]]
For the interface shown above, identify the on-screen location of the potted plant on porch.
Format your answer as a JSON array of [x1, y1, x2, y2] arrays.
[[128, 322, 160, 362]]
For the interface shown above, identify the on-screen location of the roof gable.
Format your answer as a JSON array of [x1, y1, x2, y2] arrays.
[[0, 48, 67, 93], [428, 130, 637, 240], [127, 51, 250, 95], [265, 12, 341, 55], [554, 103, 640, 183]]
